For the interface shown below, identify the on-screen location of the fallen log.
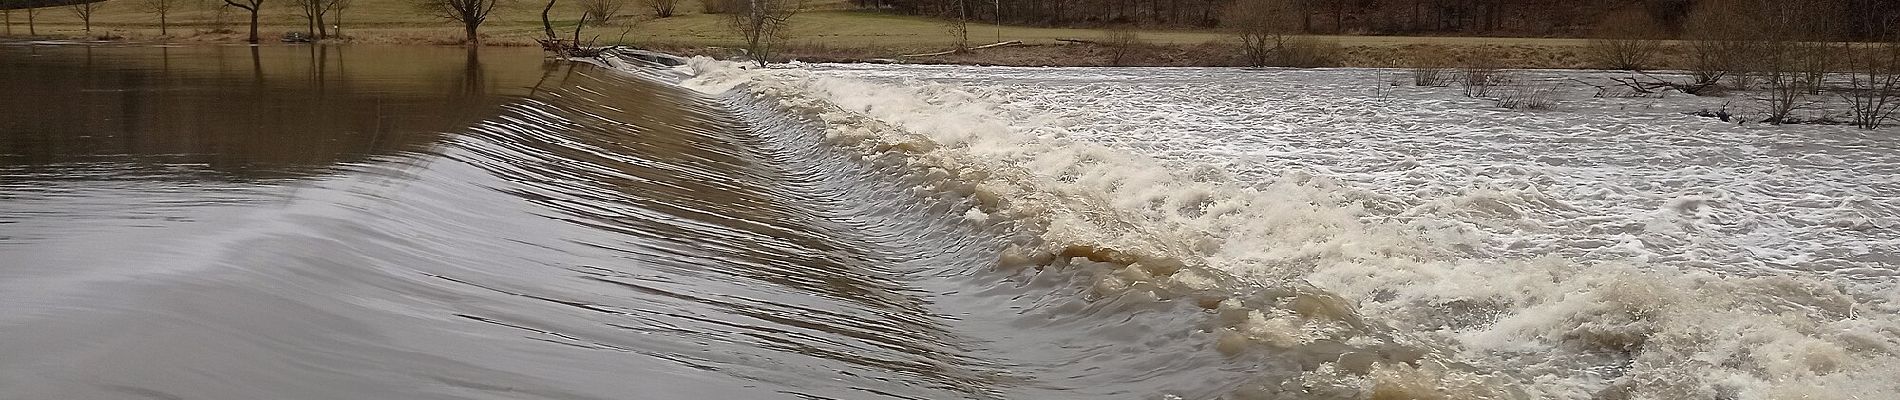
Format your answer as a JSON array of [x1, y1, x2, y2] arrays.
[[900, 41, 1023, 58], [1055, 38, 1100, 45]]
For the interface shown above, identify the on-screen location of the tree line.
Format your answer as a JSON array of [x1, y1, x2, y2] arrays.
[[862, 0, 1900, 40]]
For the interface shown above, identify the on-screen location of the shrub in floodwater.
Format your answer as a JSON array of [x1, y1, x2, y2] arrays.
[[1460, 66, 1511, 98], [1842, 41, 1900, 129], [1408, 50, 1453, 87], [1495, 85, 1558, 110]]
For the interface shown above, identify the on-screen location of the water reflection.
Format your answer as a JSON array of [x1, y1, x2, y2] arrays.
[[0, 44, 543, 181]]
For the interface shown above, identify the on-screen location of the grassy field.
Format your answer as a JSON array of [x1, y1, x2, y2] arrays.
[[1, 0, 1593, 50]]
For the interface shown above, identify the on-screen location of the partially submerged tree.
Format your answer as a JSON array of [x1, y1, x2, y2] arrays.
[[143, 0, 178, 35], [726, 0, 802, 65], [222, 0, 265, 43], [293, 0, 326, 38], [68, 1, 102, 34], [1842, 39, 1900, 129], [421, 0, 503, 45], [326, 0, 352, 37], [290, 0, 349, 38], [640, 0, 676, 18]]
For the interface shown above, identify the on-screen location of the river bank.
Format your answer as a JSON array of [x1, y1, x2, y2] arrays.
[[4, 28, 1621, 69]]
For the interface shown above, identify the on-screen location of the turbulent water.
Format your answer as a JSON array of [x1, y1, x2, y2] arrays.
[[2, 43, 1897, 400]]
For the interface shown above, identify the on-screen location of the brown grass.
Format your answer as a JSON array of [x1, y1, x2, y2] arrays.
[[0, 0, 1759, 69]]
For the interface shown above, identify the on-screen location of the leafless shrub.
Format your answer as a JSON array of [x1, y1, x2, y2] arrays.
[[1460, 66, 1511, 98], [1757, 74, 1811, 124], [642, 0, 677, 17], [1796, 41, 1849, 94], [1406, 49, 1454, 86], [1412, 67, 1450, 86], [1221, 0, 1337, 68], [1842, 41, 1900, 129], [1681, 2, 1759, 89], [1103, 25, 1142, 66], [1496, 85, 1558, 110], [1276, 38, 1341, 68], [1585, 10, 1664, 70], [1224, 0, 1295, 68], [726, 0, 803, 65], [581, 0, 624, 24]]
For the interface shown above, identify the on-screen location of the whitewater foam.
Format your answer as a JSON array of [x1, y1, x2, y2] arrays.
[[667, 59, 1900, 399]]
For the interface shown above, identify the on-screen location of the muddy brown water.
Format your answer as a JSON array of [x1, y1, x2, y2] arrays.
[[0, 44, 1252, 399]]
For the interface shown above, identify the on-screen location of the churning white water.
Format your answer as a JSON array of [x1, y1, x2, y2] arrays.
[[675, 60, 1900, 399]]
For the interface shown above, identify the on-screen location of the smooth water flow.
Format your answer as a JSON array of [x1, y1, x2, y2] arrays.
[[0, 44, 1254, 400]]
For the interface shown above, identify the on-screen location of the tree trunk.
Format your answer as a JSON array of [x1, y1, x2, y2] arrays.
[[248, 9, 259, 43], [27, 8, 34, 36], [1411, 0, 1421, 31], [316, 11, 326, 38], [1300, 1, 1312, 32], [541, 0, 557, 39], [1334, 0, 1343, 33], [160, 13, 167, 36], [464, 22, 479, 45]]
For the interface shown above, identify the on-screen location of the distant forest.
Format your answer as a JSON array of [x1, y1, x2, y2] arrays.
[[850, 0, 1900, 40]]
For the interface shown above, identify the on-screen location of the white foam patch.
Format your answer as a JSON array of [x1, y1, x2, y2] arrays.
[[677, 62, 1900, 400]]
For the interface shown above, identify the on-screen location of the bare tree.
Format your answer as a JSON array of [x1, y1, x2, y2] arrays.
[[325, 0, 352, 37], [3, 10, 10, 36], [1842, 39, 1900, 129], [143, 0, 179, 35], [1585, 10, 1663, 70], [1225, 0, 1296, 67], [641, 0, 677, 17], [223, 0, 264, 43], [293, 0, 324, 37], [580, 0, 624, 24], [726, 0, 802, 65], [69, 2, 102, 34], [421, 0, 503, 45], [541, 0, 558, 39], [24, 7, 32, 36], [1102, 25, 1141, 66], [941, 0, 970, 51]]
